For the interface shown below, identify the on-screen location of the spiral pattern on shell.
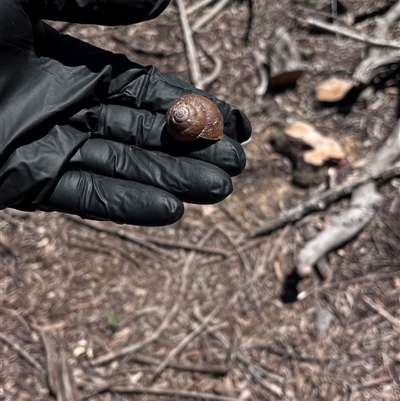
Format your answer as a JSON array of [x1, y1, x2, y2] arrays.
[[166, 94, 224, 142]]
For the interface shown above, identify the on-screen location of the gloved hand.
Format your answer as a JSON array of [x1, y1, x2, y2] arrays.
[[0, 0, 252, 226]]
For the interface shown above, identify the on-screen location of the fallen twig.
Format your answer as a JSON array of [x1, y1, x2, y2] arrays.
[[64, 215, 178, 260], [253, 50, 268, 96], [128, 352, 228, 375], [176, 0, 203, 88], [198, 43, 223, 88], [0, 333, 44, 374], [187, 0, 215, 15], [192, 0, 233, 32], [151, 301, 227, 382], [83, 384, 239, 401], [363, 296, 400, 331], [250, 163, 400, 237], [281, 268, 399, 309], [67, 235, 141, 268], [66, 215, 228, 257], [0, 307, 34, 338], [296, 16, 400, 49], [40, 330, 80, 401], [351, 375, 393, 391]]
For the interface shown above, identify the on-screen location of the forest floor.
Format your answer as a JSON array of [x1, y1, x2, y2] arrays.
[[1, 1, 399, 400]]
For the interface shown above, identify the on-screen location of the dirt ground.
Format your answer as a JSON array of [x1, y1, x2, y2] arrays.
[[1, 1, 400, 400]]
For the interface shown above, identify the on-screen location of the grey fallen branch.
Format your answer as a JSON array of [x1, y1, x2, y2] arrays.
[[250, 163, 400, 237], [296, 16, 400, 50], [297, 120, 400, 277]]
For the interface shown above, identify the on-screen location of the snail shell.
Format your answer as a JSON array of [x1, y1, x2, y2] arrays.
[[166, 94, 224, 142]]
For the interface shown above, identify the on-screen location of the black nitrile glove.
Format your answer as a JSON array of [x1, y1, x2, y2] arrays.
[[0, 0, 252, 226]]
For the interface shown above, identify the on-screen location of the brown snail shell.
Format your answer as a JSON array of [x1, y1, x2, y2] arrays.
[[166, 94, 224, 142]]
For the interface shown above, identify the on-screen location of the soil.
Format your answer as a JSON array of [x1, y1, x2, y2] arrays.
[[1, 1, 399, 400]]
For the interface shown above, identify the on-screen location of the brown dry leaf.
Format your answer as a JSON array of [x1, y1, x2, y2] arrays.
[[316, 77, 354, 102], [285, 122, 346, 166]]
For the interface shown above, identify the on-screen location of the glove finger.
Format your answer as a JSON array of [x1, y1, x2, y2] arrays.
[[42, 170, 183, 226], [70, 138, 233, 204], [108, 68, 252, 144], [70, 104, 246, 176], [31, 0, 170, 25]]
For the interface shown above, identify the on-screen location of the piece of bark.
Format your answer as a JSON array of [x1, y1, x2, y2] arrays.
[[270, 121, 347, 187], [315, 77, 354, 102], [296, 120, 400, 276], [267, 27, 308, 87]]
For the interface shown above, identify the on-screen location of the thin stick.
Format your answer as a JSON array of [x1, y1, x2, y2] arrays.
[[193, 0, 233, 32], [64, 215, 178, 260], [66, 213, 229, 257], [251, 164, 400, 237], [253, 50, 269, 96], [297, 16, 400, 49], [187, 0, 215, 15], [176, 0, 203, 88], [0, 333, 44, 373], [0, 307, 33, 337], [352, 376, 393, 391], [129, 352, 228, 375], [151, 301, 227, 382], [363, 296, 400, 331], [90, 228, 217, 366], [67, 237, 140, 268], [84, 385, 238, 401], [198, 43, 223, 88]]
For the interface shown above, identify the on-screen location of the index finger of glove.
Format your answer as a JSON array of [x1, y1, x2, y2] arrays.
[[70, 104, 246, 177], [108, 68, 252, 144], [31, 0, 170, 25]]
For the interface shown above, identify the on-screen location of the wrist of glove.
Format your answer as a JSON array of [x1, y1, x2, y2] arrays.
[[0, 0, 252, 226]]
